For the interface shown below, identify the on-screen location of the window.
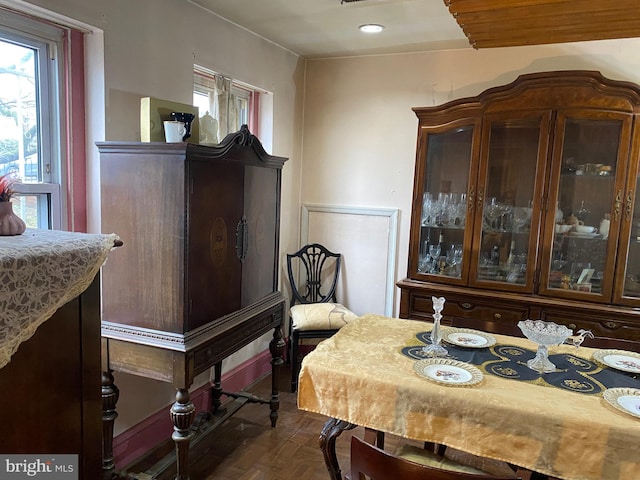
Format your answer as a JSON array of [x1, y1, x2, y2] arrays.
[[0, 9, 66, 229], [193, 66, 260, 144]]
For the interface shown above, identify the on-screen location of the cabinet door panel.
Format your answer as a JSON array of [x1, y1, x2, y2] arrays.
[[241, 165, 279, 306], [187, 159, 244, 331], [470, 113, 550, 293], [411, 119, 481, 285], [614, 118, 640, 306], [541, 111, 632, 303]]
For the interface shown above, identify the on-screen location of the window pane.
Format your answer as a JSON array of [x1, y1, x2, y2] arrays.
[[0, 40, 40, 183], [12, 194, 49, 229], [193, 67, 259, 143], [0, 10, 65, 230]]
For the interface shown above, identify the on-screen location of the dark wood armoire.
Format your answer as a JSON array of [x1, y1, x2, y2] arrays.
[[98, 126, 287, 480]]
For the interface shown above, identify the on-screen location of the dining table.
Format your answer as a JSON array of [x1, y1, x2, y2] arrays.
[[297, 314, 640, 480]]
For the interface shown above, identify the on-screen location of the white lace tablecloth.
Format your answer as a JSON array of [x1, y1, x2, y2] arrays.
[[0, 229, 119, 370]]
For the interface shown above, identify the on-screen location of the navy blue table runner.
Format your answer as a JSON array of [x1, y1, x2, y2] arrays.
[[402, 331, 640, 395]]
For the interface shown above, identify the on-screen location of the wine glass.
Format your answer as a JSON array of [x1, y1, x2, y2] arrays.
[[418, 240, 430, 272], [485, 198, 502, 230], [421, 193, 433, 226], [429, 244, 441, 273]]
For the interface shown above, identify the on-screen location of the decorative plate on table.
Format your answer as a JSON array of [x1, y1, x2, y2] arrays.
[[603, 388, 640, 419], [413, 358, 483, 387], [443, 328, 496, 349], [592, 349, 640, 373]]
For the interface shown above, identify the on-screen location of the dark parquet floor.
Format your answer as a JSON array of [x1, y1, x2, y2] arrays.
[[118, 364, 416, 480]]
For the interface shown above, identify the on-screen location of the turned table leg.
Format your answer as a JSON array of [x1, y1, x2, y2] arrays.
[[319, 418, 356, 480], [170, 388, 196, 480], [268, 324, 285, 427], [211, 362, 223, 414], [102, 370, 119, 480]]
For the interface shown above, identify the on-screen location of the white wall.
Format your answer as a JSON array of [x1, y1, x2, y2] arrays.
[[301, 39, 640, 316], [9, 0, 304, 435]]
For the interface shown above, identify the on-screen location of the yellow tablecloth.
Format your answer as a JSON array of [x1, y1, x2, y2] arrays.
[[297, 314, 640, 480], [0, 228, 119, 369]]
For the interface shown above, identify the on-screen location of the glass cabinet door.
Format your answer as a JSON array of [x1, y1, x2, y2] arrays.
[[412, 120, 479, 284], [541, 111, 632, 302], [614, 125, 640, 305], [470, 114, 550, 291]]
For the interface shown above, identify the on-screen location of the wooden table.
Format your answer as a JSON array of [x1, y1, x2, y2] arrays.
[[297, 314, 640, 480]]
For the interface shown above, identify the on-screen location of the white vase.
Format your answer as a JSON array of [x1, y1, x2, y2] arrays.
[[0, 201, 26, 235], [555, 202, 564, 223], [600, 215, 610, 239]]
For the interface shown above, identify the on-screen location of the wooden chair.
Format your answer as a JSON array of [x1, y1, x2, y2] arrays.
[[286, 243, 356, 392], [350, 436, 521, 480]]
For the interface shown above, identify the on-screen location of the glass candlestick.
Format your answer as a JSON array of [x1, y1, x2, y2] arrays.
[[423, 296, 448, 357]]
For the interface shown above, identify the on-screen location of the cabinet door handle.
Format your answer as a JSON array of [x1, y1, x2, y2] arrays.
[[493, 313, 502, 320], [626, 190, 634, 221], [614, 189, 623, 221], [235, 216, 248, 262]]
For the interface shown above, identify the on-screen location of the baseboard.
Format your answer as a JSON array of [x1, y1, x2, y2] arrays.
[[113, 348, 275, 469]]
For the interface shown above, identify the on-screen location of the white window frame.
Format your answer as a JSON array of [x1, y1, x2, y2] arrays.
[[193, 65, 260, 139], [0, 8, 65, 229]]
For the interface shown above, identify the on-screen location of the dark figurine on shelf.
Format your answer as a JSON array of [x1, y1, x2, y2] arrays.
[[171, 112, 195, 141]]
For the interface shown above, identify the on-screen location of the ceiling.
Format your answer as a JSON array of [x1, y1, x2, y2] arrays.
[[189, 0, 470, 58], [189, 0, 640, 58]]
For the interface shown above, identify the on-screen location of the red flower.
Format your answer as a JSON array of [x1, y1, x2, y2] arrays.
[[0, 173, 16, 202]]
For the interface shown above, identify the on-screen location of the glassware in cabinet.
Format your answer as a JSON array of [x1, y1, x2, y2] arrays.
[[543, 113, 631, 302], [471, 116, 548, 290], [413, 121, 477, 282], [615, 125, 640, 305]]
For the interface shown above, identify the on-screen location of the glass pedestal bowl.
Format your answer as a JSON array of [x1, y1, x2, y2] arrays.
[[518, 319, 573, 373]]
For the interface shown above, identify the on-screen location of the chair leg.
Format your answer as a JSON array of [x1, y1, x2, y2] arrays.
[[291, 330, 300, 393], [285, 317, 294, 366]]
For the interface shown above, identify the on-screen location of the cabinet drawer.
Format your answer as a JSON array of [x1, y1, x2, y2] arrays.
[[444, 299, 528, 323], [411, 294, 529, 336], [540, 310, 640, 345]]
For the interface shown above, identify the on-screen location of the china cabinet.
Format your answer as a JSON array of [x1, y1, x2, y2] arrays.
[[98, 126, 287, 479], [398, 71, 640, 345]]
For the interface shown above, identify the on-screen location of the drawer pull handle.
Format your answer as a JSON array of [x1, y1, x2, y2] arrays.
[[602, 321, 621, 330], [568, 323, 576, 330], [494, 313, 501, 319], [460, 302, 473, 310]]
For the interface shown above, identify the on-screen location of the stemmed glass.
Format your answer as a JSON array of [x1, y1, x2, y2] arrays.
[[428, 244, 441, 273], [422, 296, 448, 357], [485, 197, 502, 231], [446, 244, 463, 276], [418, 241, 430, 273]]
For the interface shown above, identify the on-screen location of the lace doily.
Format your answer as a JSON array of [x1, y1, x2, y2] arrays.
[[0, 229, 119, 370]]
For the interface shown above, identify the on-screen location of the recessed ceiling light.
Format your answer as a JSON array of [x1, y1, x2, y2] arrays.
[[359, 24, 385, 34]]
